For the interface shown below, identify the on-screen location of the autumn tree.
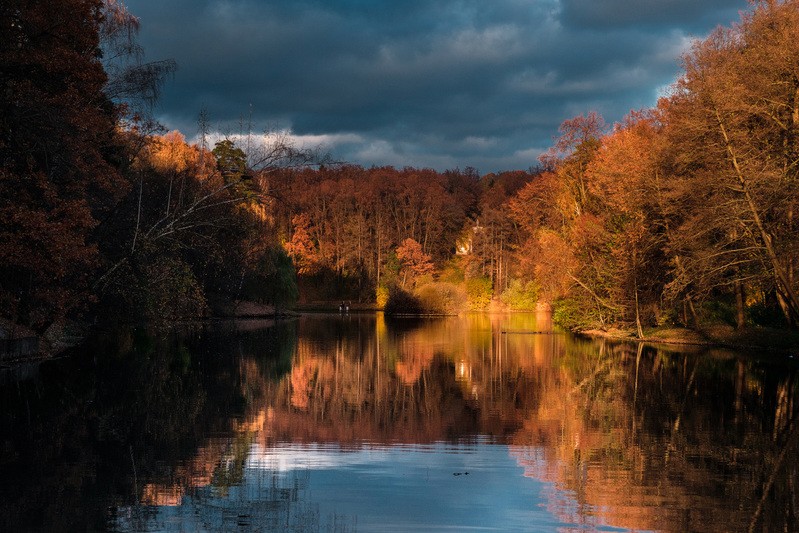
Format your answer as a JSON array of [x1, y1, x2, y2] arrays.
[[667, 0, 799, 326], [396, 238, 435, 288], [464, 171, 532, 294], [540, 112, 606, 218], [0, 0, 128, 331], [506, 114, 622, 327], [284, 214, 322, 275], [271, 164, 478, 303], [585, 110, 671, 334], [145, 130, 199, 175]]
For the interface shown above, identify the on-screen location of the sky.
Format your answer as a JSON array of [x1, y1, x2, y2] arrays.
[[122, 0, 749, 174]]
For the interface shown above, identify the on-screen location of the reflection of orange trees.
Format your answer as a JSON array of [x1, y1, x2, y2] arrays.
[[138, 361, 271, 507], [290, 356, 334, 410], [270, 331, 471, 442], [141, 484, 183, 507], [508, 344, 799, 533], [139, 434, 250, 506], [394, 341, 435, 385], [139, 317, 799, 532], [244, 314, 557, 444], [509, 343, 657, 530], [137, 315, 559, 506]]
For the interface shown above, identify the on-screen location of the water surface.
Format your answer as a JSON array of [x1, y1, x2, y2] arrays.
[[1, 313, 797, 532]]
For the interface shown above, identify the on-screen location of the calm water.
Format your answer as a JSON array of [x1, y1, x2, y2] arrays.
[[1, 313, 798, 532]]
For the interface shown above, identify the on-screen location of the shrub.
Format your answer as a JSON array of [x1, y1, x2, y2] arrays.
[[500, 279, 540, 311], [122, 256, 207, 323], [384, 286, 423, 315], [552, 296, 604, 330], [415, 282, 467, 314], [438, 258, 465, 284]]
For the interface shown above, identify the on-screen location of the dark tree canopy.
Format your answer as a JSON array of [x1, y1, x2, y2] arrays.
[[0, 0, 127, 331]]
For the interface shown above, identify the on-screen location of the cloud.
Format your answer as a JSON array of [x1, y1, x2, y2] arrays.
[[558, 0, 744, 31], [122, 0, 748, 173]]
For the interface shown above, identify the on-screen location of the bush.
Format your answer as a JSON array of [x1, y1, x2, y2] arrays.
[[384, 286, 423, 315], [245, 246, 298, 309], [438, 258, 465, 284], [500, 279, 540, 311], [119, 256, 207, 323], [552, 296, 604, 330], [700, 299, 737, 326], [415, 282, 467, 314]]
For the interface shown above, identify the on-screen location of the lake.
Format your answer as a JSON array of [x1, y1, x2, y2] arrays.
[[1, 313, 797, 532]]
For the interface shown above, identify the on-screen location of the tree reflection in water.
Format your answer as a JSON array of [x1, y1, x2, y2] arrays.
[[1, 314, 797, 532]]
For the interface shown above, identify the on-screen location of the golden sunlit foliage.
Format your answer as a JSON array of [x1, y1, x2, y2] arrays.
[[506, 1, 799, 330], [143, 131, 199, 175]]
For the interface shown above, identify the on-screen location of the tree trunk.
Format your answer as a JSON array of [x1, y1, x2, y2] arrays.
[[716, 109, 799, 325], [634, 276, 644, 339], [735, 278, 746, 330], [687, 296, 699, 328]]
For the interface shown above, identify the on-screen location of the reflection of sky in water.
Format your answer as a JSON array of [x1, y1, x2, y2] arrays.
[[115, 440, 631, 532]]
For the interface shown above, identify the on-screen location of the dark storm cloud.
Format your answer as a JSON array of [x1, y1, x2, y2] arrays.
[[123, 0, 747, 172], [558, 0, 745, 30]]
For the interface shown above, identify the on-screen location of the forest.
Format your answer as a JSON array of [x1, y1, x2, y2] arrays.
[[1, 0, 799, 344]]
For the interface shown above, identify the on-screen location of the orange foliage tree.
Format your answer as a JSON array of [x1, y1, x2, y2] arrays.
[[396, 238, 435, 287], [284, 214, 322, 275]]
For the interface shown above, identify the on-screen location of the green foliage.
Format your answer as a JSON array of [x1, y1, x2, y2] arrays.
[[381, 251, 401, 285], [376, 284, 390, 309], [465, 277, 493, 310], [700, 299, 737, 327], [439, 258, 465, 284], [212, 139, 257, 201], [244, 246, 299, 309], [552, 296, 603, 330], [212, 140, 248, 184], [500, 279, 540, 311]]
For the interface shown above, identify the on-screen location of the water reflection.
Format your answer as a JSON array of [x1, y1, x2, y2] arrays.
[[1, 314, 798, 532]]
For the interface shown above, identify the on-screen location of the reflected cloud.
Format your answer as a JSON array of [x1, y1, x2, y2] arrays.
[[246, 442, 389, 472]]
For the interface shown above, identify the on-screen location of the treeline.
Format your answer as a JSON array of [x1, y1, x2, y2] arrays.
[[274, 0, 799, 330], [506, 1, 799, 330], [273, 165, 532, 308], [0, 0, 524, 334], [2, 0, 798, 337]]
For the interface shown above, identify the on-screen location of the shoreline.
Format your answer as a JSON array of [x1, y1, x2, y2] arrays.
[[579, 325, 799, 353], [5, 311, 799, 368]]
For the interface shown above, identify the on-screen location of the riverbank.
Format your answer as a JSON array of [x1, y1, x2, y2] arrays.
[[1, 300, 302, 367], [581, 324, 799, 352]]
